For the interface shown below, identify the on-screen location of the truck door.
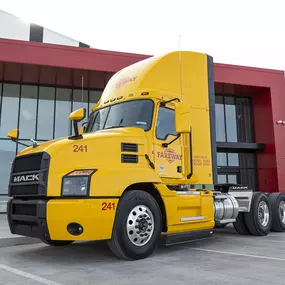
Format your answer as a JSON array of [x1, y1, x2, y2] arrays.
[[153, 105, 183, 179]]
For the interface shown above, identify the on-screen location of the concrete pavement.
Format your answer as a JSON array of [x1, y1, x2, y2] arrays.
[[0, 226, 285, 284]]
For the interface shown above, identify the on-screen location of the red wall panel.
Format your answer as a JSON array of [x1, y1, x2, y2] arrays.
[[22, 64, 39, 84], [56, 67, 72, 87], [215, 64, 285, 193], [89, 70, 105, 89], [4, 62, 21, 82], [39, 66, 56, 85]]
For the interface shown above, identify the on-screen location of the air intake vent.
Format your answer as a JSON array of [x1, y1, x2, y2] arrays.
[[122, 154, 138, 164], [121, 143, 138, 152]]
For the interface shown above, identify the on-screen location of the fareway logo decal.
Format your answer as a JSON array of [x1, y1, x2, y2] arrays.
[[157, 149, 182, 164], [13, 174, 39, 183], [115, 76, 137, 88]]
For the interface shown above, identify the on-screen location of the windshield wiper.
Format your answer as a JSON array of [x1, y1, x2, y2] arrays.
[[104, 125, 126, 130]]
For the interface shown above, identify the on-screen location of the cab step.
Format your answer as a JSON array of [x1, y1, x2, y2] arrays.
[[161, 229, 214, 246]]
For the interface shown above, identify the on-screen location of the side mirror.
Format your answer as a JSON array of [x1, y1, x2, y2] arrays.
[[175, 102, 191, 133], [68, 108, 86, 122], [68, 108, 86, 138], [7, 129, 19, 140]]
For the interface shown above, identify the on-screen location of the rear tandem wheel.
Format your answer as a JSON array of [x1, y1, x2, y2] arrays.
[[234, 192, 272, 236]]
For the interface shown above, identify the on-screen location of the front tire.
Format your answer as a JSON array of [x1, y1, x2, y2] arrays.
[[107, 190, 162, 260], [244, 192, 272, 236], [269, 193, 285, 232]]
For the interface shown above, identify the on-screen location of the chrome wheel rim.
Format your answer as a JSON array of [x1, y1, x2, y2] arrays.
[[279, 201, 285, 224], [258, 201, 270, 227], [126, 205, 154, 247]]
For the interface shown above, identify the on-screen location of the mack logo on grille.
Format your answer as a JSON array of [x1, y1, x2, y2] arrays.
[[13, 173, 40, 183]]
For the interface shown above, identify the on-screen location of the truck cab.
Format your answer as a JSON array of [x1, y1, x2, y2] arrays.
[[6, 51, 285, 260]]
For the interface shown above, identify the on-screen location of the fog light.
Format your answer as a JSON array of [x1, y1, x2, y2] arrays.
[[67, 223, 84, 236]]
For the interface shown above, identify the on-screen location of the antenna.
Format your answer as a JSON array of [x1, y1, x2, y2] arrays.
[[81, 75, 84, 108], [178, 34, 183, 102]]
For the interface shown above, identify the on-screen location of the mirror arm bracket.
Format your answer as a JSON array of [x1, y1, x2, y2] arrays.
[[11, 139, 30, 147], [160, 98, 180, 107], [68, 121, 83, 140], [162, 134, 181, 148]]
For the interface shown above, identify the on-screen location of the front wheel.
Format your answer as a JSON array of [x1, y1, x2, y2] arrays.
[[107, 190, 162, 260]]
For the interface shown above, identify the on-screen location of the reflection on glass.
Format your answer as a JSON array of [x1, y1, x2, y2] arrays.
[[156, 107, 177, 140], [72, 89, 88, 136], [19, 85, 37, 139], [37, 87, 55, 140], [228, 174, 237, 184], [104, 100, 153, 131], [225, 97, 237, 142], [215, 96, 225, 142], [228, 153, 239, 166], [218, 174, 227, 184], [86, 100, 154, 133], [55, 88, 72, 138], [73, 89, 88, 113], [0, 84, 20, 138], [0, 140, 16, 194], [217, 153, 227, 166]]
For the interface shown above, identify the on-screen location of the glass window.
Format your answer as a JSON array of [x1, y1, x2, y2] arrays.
[[19, 85, 38, 139], [88, 107, 109, 132], [156, 107, 177, 140], [0, 140, 16, 195], [218, 174, 227, 184], [0, 84, 20, 138], [55, 88, 72, 138], [228, 174, 237, 184], [73, 89, 88, 113], [215, 96, 226, 142], [217, 152, 227, 166], [37, 87, 55, 140], [228, 153, 239, 166], [104, 100, 154, 131], [225, 97, 238, 142]]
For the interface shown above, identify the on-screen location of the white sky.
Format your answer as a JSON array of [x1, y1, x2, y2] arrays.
[[0, 0, 284, 71]]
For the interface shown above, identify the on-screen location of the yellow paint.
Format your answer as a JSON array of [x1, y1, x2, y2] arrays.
[[68, 108, 86, 122], [47, 198, 118, 240], [9, 50, 215, 241], [7, 129, 19, 140]]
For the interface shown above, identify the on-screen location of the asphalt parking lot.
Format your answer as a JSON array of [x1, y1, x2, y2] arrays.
[[1, 225, 285, 285]]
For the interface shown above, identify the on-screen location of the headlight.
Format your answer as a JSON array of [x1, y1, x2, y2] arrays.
[[62, 169, 97, 196]]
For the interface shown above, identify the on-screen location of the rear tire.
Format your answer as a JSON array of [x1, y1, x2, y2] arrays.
[[41, 240, 74, 246], [107, 190, 162, 260], [244, 192, 272, 236], [269, 193, 285, 232], [233, 212, 250, 235]]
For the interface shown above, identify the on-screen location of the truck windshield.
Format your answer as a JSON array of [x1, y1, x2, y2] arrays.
[[86, 99, 154, 133]]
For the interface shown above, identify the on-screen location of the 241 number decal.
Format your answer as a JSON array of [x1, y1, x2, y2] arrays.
[[102, 202, 116, 211], [73, 145, 88, 152]]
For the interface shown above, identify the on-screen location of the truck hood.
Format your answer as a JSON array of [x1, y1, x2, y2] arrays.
[[18, 127, 146, 157]]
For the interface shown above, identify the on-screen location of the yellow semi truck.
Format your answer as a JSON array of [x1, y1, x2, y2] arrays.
[[6, 51, 285, 260]]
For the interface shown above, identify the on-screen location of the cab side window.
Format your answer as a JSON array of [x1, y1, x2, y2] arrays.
[[156, 107, 177, 140]]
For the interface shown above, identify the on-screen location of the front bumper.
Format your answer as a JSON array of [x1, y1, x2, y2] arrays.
[[7, 198, 118, 241]]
